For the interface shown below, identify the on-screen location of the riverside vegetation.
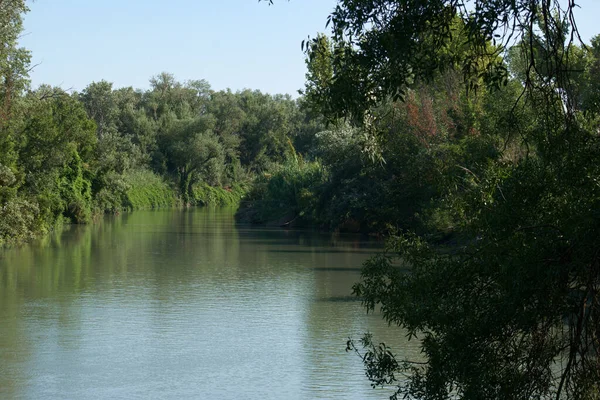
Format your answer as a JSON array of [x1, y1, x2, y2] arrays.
[[0, 70, 324, 245], [3, 0, 600, 399], [0, 2, 328, 245], [268, 1, 599, 399]]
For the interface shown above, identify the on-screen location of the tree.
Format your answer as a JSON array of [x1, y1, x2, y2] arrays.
[[80, 81, 148, 206], [160, 116, 224, 203], [18, 87, 96, 224], [269, 1, 581, 118], [80, 80, 119, 138], [113, 86, 157, 162], [0, 0, 30, 168], [206, 90, 245, 183], [580, 35, 600, 115], [300, 33, 334, 118], [262, 0, 600, 399]]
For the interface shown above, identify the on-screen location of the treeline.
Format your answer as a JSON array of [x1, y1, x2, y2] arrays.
[[253, 3, 599, 398], [0, 70, 325, 245], [0, 0, 327, 246], [0, 0, 330, 246], [238, 30, 508, 235], [238, 71, 508, 235], [240, 28, 600, 243]]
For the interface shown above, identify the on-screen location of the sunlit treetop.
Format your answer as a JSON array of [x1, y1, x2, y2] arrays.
[[265, 0, 583, 121]]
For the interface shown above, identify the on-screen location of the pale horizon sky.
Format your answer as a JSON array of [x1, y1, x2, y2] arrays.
[[20, 0, 338, 95], [19, 0, 600, 96]]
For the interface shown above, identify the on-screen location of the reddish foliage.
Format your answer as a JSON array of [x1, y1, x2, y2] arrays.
[[405, 92, 439, 146]]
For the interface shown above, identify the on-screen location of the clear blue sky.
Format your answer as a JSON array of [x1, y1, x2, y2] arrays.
[[20, 0, 600, 96], [20, 0, 337, 95]]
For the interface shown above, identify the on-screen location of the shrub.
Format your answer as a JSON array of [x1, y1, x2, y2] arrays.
[[238, 158, 326, 225], [192, 182, 246, 207], [123, 169, 176, 210]]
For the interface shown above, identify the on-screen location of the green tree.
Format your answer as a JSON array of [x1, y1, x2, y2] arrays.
[[160, 116, 224, 203], [261, 0, 600, 398], [238, 90, 297, 171], [80, 80, 119, 138], [18, 87, 96, 224], [113, 86, 157, 162], [300, 33, 334, 118], [580, 35, 600, 115], [206, 90, 245, 183], [0, 0, 30, 169]]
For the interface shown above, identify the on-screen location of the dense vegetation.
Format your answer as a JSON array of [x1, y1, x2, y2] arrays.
[[4, 0, 600, 398], [0, 1, 326, 246], [257, 1, 598, 399]]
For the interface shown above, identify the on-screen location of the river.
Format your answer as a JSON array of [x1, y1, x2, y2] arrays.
[[0, 208, 419, 399]]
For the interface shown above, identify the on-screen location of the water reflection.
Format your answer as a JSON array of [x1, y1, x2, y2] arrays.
[[0, 208, 418, 399]]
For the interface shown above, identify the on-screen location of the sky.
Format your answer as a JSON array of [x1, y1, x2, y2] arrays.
[[20, 0, 337, 95], [19, 0, 600, 96]]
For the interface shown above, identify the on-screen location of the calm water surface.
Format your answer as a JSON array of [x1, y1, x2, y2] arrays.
[[0, 208, 419, 399]]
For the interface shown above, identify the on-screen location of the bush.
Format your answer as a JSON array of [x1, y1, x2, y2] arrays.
[[192, 182, 246, 207], [237, 159, 326, 225], [92, 169, 177, 213], [0, 197, 40, 246], [123, 169, 177, 210], [58, 148, 93, 224]]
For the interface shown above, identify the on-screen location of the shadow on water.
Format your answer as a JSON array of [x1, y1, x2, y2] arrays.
[[0, 208, 415, 400], [311, 267, 363, 272], [316, 295, 362, 303], [269, 249, 381, 255]]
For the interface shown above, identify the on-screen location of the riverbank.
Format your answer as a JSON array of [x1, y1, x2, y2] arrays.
[[0, 178, 247, 248]]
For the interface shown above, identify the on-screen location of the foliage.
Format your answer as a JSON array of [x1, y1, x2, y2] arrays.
[[0, 8, 320, 245], [0, 196, 39, 246], [18, 88, 97, 225], [300, 34, 334, 118], [298, 2, 600, 399], [260, 0, 600, 398], [238, 155, 325, 226], [192, 182, 246, 207], [92, 170, 129, 214], [353, 138, 600, 398], [93, 169, 176, 213], [158, 116, 224, 203], [123, 169, 176, 210], [0, 0, 30, 135], [57, 147, 93, 223]]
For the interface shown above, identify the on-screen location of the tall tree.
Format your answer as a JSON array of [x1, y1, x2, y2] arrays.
[[19, 87, 97, 224], [0, 0, 30, 168], [160, 115, 224, 202], [300, 33, 334, 118], [262, 0, 600, 398]]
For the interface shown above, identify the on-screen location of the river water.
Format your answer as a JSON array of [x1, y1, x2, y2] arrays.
[[0, 208, 419, 399]]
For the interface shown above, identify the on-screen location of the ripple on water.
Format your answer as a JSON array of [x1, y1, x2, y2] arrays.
[[0, 209, 419, 399]]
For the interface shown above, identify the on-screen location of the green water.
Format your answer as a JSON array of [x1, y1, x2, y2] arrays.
[[0, 208, 419, 399]]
